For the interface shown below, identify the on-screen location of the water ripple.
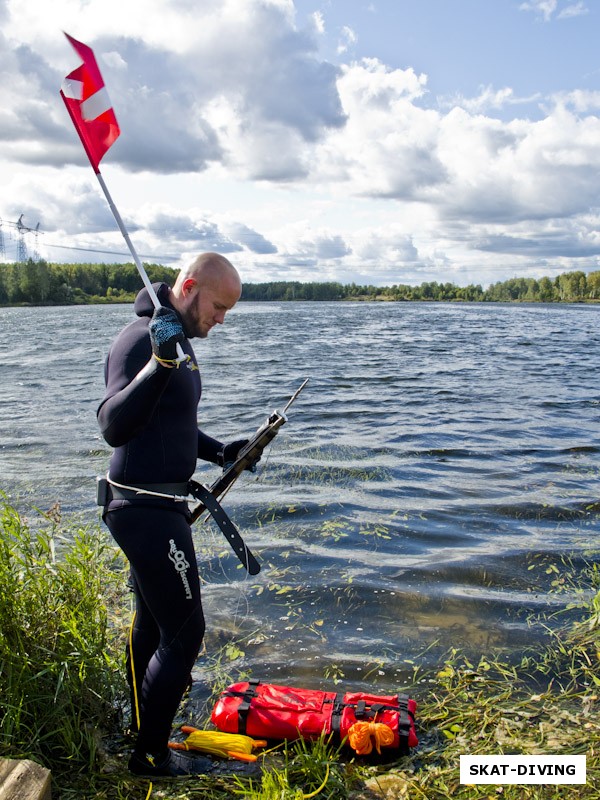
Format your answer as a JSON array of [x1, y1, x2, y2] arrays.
[[2, 301, 600, 683]]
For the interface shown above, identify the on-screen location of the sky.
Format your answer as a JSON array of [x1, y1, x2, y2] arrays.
[[2, 0, 600, 287]]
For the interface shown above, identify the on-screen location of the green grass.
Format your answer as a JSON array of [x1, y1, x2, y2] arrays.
[[0, 495, 127, 775], [0, 495, 598, 799]]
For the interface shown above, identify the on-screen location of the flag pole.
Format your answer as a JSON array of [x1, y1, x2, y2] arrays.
[[60, 32, 186, 361], [95, 171, 185, 361], [95, 171, 161, 310]]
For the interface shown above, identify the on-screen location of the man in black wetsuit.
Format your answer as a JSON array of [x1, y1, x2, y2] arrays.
[[97, 252, 253, 777]]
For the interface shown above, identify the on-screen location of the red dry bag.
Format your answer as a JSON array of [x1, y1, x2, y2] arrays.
[[211, 680, 418, 755]]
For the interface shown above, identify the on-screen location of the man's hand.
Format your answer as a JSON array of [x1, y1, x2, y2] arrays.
[[219, 439, 261, 472], [149, 307, 185, 362]]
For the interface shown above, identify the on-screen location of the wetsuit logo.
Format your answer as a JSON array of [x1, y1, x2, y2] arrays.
[[168, 539, 192, 600]]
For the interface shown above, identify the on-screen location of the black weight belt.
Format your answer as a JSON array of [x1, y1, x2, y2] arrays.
[[187, 480, 261, 576], [103, 477, 260, 576], [106, 480, 190, 498]]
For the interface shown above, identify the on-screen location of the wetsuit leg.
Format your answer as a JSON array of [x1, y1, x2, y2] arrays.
[[126, 571, 160, 732], [105, 506, 205, 758]]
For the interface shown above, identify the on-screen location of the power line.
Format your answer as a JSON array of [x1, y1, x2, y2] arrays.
[[1, 216, 177, 263], [16, 215, 29, 262], [42, 241, 179, 261]]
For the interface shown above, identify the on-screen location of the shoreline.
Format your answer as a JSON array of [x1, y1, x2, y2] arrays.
[[0, 297, 598, 308], [1, 496, 598, 799]]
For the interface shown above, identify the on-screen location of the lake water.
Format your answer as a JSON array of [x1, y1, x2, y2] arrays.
[[1, 301, 599, 696]]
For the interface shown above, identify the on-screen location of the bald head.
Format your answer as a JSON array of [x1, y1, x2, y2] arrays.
[[174, 252, 241, 294], [172, 252, 242, 339]]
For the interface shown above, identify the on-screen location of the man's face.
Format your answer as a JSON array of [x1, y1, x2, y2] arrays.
[[181, 276, 241, 339]]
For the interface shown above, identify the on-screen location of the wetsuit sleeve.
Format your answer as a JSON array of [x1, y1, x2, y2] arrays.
[[97, 333, 174, 448], [198, 430, 223, 465]]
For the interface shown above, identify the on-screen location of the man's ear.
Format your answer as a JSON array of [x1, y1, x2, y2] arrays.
[[181, 277, 198, 298]]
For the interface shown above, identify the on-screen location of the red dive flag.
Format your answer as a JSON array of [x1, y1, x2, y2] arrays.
[[60, 32, 120, 173]]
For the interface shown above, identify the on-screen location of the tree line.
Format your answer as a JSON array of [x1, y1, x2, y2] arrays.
[[0, 260, 176, 305], [1, 259, 600, 305]]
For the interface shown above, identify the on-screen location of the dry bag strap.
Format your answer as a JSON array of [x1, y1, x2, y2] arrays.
[[364, 694, 413, 754], [396, 694, 412, 755], [188, 480, 260, 575], [329, 693, 345, 739], [332, 693, 414, 753], [223, 679, 260, 735]]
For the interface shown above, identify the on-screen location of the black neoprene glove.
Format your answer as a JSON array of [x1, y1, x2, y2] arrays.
[[218, 439, 261, 472], [149, 307, 185, 362]]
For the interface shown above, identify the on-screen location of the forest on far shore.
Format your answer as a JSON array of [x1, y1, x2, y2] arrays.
[[1, 259, 599, 305]]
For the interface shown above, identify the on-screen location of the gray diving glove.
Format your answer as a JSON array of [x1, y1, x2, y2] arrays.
[[149, 307, 185, 362]]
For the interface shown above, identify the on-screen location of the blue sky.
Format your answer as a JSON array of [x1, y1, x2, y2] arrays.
[[2, 0, 600, 287], [311, 1, 598, 107]]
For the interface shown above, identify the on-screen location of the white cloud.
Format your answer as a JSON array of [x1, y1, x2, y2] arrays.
[[312, 58, 438, 198], [441, 85, 542, 114], [519, 0, 588, 20], [557, 2, 589, 19], [337, 25, 357, 55], [2, 0, 600, 286], [519, 0, 558, 21], [223, 221, 278, 254], [2, 0, 345, 179], [553, 89, 600, 112], [312, 10, 325, 34]]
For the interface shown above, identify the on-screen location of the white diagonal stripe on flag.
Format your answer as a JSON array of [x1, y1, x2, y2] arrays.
[[61, 78, 84, 100], [81, 87, 113, 121]]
